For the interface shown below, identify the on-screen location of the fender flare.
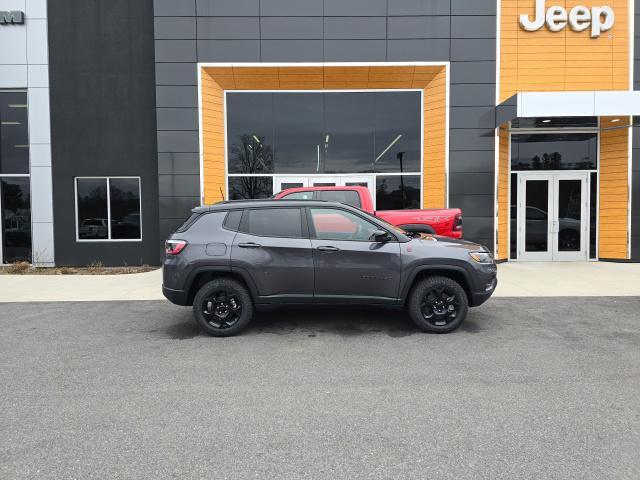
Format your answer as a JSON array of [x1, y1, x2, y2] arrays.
[[401, 263, 475, 302], [184, 265, 260, 303]]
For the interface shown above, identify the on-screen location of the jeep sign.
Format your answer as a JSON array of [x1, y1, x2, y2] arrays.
[[0, 10, 25, 24], [519, 0, 614, 38]]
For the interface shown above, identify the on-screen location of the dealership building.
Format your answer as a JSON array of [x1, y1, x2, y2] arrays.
[[0, 0, 639, 266]]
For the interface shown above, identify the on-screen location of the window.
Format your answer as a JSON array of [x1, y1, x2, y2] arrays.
[[223, 210, 243, 231], [316, 190, 361, 208], [282, 191, 314, 200], [225, 91, 422, 207], [76, 177, 141, 241], [376, 175, 421, 210], [1, 177, 31, 263], [0, 91, 29, 175], [310, 208, 380, 242], [511, 133, 598, 171], [228, 176, 273, 200], [243, 208, 303, 238]]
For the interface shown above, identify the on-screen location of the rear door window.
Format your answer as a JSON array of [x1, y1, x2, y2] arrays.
[[316, 190, 361, 208], [243, 208, 303, 238]]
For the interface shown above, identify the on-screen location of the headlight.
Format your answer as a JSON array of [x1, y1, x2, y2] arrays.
[[469, 250, 494, 264]]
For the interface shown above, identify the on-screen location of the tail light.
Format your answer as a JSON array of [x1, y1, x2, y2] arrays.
[[165, 239, 187, 255], [453, 213, 463, 232]]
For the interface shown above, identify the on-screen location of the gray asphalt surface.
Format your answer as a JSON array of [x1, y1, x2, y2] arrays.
[[1, 298, 639, 480]]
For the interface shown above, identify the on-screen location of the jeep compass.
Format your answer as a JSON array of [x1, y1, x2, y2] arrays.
[[163, 200, 497, 336]]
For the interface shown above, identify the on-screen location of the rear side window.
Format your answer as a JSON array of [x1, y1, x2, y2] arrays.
[[175, 213, 200, 233], [282, 191, 314, 200], [316, 190, 362, 208], [243, 208, 303, 238], [223, 210, 243, 231]]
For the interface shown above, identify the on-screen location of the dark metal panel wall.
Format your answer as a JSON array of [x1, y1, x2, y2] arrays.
[[49, 0, 159, 266], [153, 0, 497, 248]]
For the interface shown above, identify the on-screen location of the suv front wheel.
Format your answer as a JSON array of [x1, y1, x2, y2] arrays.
[[193, 278, 254, 337], [407, 276, 468, 333]]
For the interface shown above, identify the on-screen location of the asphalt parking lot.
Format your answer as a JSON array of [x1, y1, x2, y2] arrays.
[[1, 298, 639, 479]]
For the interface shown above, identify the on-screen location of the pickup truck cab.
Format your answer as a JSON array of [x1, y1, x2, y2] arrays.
[[274, 186, 463, 239]]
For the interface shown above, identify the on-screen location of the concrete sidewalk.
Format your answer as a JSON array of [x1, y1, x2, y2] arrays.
[[0, 262, 638, 302]]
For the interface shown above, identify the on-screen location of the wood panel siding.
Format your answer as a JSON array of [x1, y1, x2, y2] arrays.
[[200, 65, 448, 208], [599, 116, 629, 259], [496, 126, 510, 260], [423, 68, 447, 208], [500, 0, 630, 102]]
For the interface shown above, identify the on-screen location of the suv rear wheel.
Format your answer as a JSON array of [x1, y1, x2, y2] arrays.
[[407, 276, 468, 333], [193, 278, 253, 337]]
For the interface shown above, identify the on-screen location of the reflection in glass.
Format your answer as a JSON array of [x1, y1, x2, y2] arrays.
[[228, 176, 273, 200], [1, 178, 31, 263], [227, 94, 274, 174], [246, 208, 302, 238], [274, 93, 323, 173], [77, 178, 109, 239], [323, 93, 374, 173], [376, 175, 420, 210], [110, 178, 141, 239], [0, 92, 29, 174], [557, 179, 581, 252], [374, 92, 421, 173], [226, 91, 421, 175], [511, 133, 597, 171], [524, 180, 548, 252]]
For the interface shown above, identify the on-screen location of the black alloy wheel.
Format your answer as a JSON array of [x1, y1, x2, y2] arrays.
[[201, 290, 243, 329], [420, 286, 459, 327], [193, 278, 253, 336], [407, 276, 468, 333]]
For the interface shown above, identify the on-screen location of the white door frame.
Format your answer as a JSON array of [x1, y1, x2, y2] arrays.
[[274, 174, 376, 206], [552, 172, 589, 261], [517, 172, 589, 261], [273, 176, 309, 193]]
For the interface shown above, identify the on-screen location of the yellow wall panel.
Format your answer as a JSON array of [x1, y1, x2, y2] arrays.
[[598, 116, 629, 259], [500, 0, 630, 102], [200, 65, 448, 209]]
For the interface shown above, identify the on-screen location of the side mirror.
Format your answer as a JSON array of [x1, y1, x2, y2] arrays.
[[371, 230, 391, 243]]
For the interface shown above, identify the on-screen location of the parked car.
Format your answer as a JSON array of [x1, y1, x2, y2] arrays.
[[273, 186, 463, 238], [78, 218, 108, 239], [163, 200, 497, 337]]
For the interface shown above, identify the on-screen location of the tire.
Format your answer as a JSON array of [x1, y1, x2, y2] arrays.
[[192, 278, 253, 337], [407, 276, 468, 333]]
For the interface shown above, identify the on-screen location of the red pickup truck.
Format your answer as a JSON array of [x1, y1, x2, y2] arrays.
[[274, 186, 463, 239]]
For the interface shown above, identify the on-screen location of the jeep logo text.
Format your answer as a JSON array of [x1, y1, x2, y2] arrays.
[[519, 0, 614, 38]]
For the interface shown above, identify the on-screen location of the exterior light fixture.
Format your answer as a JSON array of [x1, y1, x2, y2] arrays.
[[611, 118, 620, 123], [542, 119, 551, 123]]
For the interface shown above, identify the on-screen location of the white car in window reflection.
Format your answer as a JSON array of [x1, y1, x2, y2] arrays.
[[511, 206, 581, 251], [79, 218, 108, 239], [112, 213, 141, 239]]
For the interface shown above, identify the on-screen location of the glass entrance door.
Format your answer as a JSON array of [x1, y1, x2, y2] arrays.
[[517, 173, 588, 261]]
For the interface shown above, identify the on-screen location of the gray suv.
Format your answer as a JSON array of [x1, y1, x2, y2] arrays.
[[163, 200, 497, 336]]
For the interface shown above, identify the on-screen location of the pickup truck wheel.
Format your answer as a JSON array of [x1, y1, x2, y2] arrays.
[[193, 278, 253, 337], [408, 276, 468, 333]]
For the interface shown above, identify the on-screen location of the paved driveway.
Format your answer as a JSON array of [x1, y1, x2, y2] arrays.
[[1, 299, 639, 479]]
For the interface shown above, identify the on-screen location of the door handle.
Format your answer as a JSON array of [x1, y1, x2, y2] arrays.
[[317, 246, 340, 252], [238, 242, 262, 248]]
